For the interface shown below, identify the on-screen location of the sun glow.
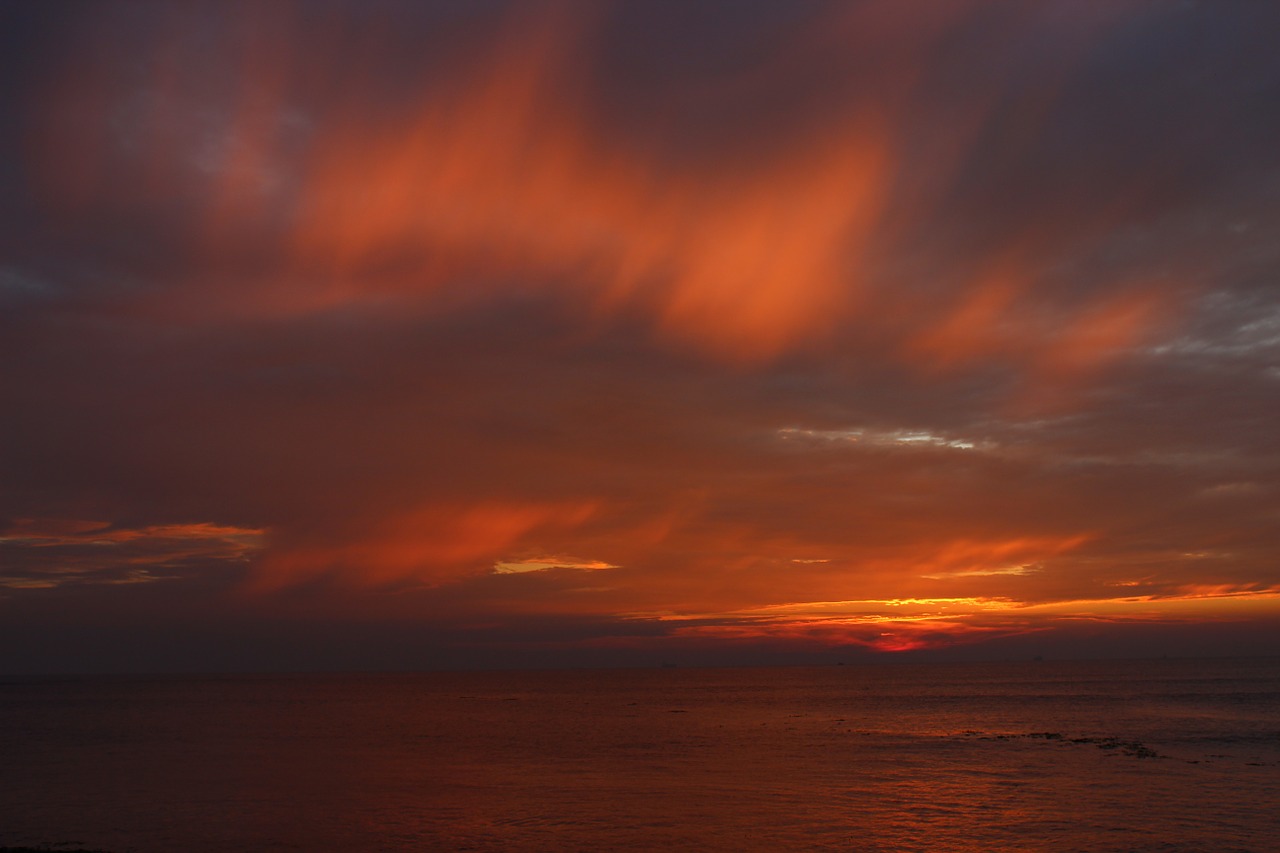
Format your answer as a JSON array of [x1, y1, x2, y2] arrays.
[[7, 0, 1278, 667]]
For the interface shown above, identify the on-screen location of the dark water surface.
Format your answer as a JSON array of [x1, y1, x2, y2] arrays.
[[2, 659, 1278, 851]]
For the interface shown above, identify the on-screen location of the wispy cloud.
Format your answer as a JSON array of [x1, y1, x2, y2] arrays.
[[3, 1, 1278, 665], [0, 519, 265, 589], [494, 555, 618, 574]]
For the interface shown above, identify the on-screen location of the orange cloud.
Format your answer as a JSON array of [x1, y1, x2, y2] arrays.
[[644, 583, 1280, 654], [908, 534, 1090, 581], [283, 28, 889, 362], [27, 0, 1180, 378], [252, 501, 598, 590], [905, 256, 1175, 390], [0, 518, 266, 588], [16, 1, 1263, 669], [667, 615, 1035, 654], [0, 518, 264, 551], [493, 555, 618, 574]]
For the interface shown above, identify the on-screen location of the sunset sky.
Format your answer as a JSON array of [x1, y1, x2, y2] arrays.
[[2, 0, 1278, 672]]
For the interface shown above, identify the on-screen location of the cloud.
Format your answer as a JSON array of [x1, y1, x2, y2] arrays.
[[251, 501, 598, 589], [636, 584, 1280, 654], [493, 555, 618, 575], [0, 518, 264, 589], [1, 0, 1278, 666], [21, 0, 1187, 375]]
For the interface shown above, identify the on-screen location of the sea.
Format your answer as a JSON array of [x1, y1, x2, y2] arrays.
[[1, 658, 1277, 852]]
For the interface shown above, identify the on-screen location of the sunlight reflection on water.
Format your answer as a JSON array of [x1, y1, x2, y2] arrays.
[[1, 659, 1277, 851]]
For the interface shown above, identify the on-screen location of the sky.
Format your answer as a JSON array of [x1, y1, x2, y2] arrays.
[[2, 0, 1278, 673]]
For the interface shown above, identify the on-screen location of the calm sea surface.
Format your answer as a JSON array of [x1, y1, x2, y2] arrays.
[[1, 659, 1277, 852]]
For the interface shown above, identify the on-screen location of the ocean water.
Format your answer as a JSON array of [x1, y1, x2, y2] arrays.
[[1, 659, 1277, 852]]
